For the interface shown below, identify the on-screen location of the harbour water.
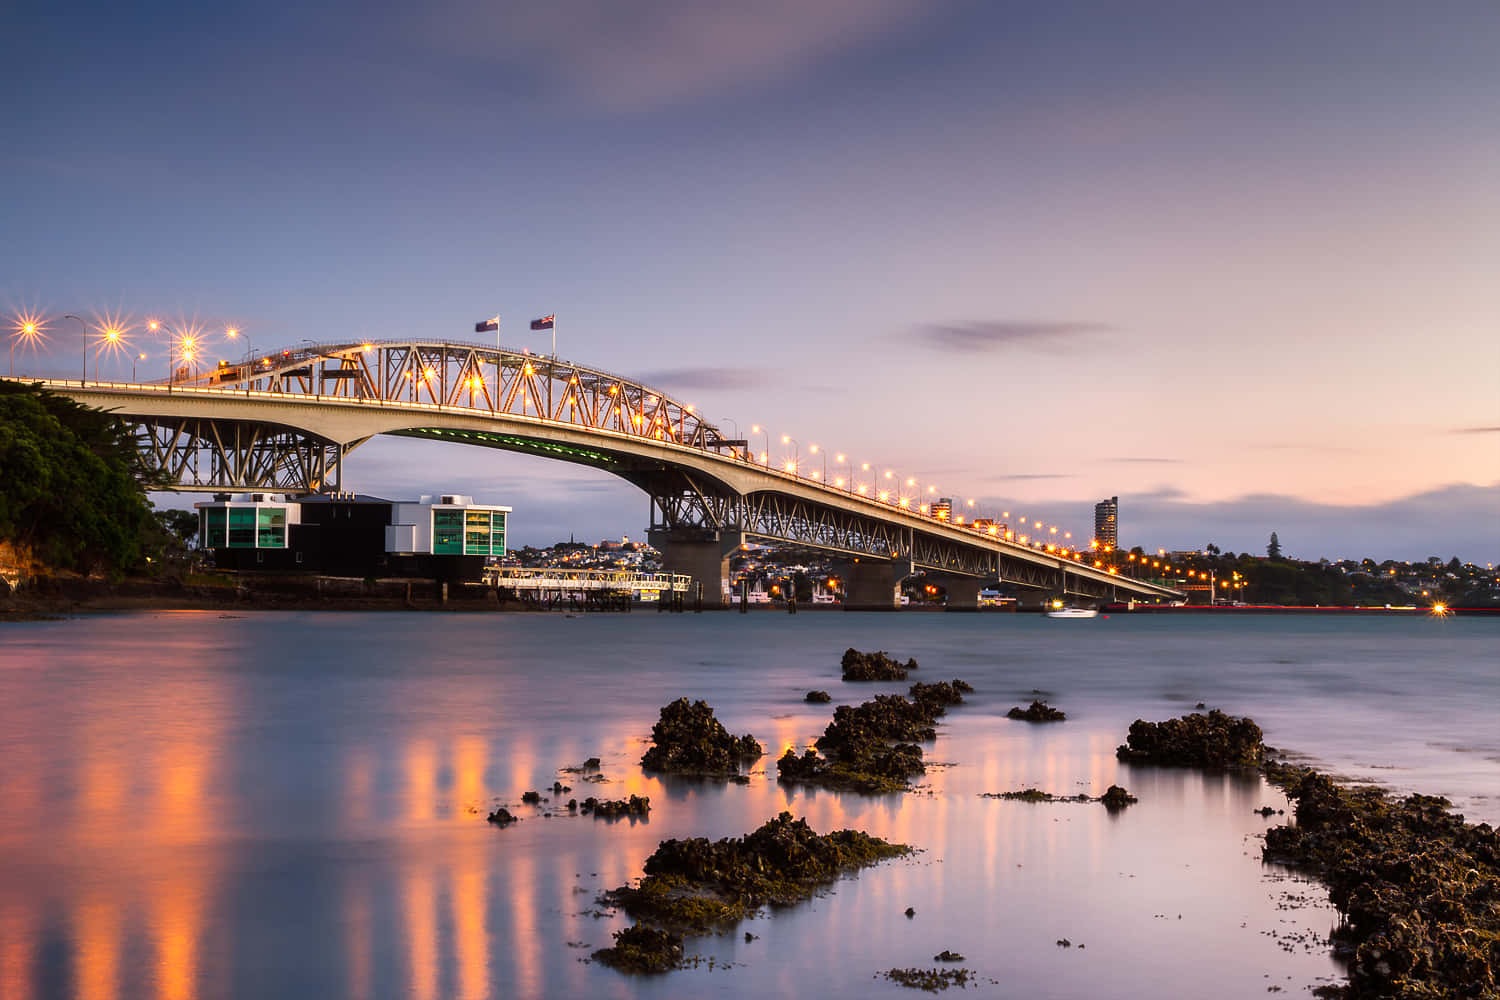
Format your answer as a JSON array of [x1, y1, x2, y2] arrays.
[[0, 611, 1494, 999]]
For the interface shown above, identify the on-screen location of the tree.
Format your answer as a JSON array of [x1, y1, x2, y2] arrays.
[[1206, 543, 1220, 556], [156, 509, 200, 548], [1266, 532, 1282, 559], [0, 382, 156, 577]]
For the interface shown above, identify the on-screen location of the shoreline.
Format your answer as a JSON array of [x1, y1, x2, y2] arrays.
[[5, 576, 1495, 620]]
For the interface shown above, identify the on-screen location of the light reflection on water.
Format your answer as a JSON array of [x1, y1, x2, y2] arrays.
[[0, 610, 1493, 998]]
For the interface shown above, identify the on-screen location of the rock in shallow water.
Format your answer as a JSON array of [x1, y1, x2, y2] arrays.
[[840, 647, 918, 681], [1006, 700, 1066, 722], [639, 698, 762, 776], [1115, 709, 1264, 767]]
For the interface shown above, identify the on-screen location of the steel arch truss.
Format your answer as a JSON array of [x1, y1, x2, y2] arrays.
[[132, 417, 358, 493], [203, 340, 723, 453]]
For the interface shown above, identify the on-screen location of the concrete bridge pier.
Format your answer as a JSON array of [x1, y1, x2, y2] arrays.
[[838, 557, 913, 611], [650, 529, 741, 609], [931, 575, 983, 611]]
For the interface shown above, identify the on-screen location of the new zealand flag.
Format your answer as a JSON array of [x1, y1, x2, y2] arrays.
[[529, 315, 555, 331]]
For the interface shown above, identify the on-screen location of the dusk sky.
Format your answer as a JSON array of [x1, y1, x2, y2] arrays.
[[4, 1, 1496, 561]]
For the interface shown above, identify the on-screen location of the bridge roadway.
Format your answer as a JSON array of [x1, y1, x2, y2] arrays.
[[16, 339, 1183, 609]]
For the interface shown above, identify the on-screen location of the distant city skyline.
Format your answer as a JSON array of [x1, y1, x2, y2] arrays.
[[7, 1, 1497, 562]]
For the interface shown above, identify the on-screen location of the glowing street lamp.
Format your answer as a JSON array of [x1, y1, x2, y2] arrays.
[[9, 316, 44, 377], [133, 352, 146, 382], [781, 434, 798, 476], [809, 443, 827, 482], [750, 424, 769, 467], [93, 325, 124, 382]]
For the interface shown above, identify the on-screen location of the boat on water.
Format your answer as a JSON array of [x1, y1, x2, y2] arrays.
[[1045, 606, 1098, 619]]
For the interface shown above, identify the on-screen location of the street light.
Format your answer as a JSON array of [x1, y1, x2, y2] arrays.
[[808, 443, 827, 482], [781, 434, 799, 476], [133, 352, 146, 382], [64, 314, 86, 382], [96, 326, 122, 382], [10, 318, 42, 377], [750, 424, 769, 467]]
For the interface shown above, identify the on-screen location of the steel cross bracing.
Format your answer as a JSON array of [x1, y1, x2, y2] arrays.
[[132, 417, 354, 492], [649, 484, 1001, 578], [209, 340, 721, 452]]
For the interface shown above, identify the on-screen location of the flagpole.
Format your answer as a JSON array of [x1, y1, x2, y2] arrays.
[[552, 315, 556, 359]]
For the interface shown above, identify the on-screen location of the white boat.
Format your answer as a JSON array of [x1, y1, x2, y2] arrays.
[[1045, 607, 1098, 619]]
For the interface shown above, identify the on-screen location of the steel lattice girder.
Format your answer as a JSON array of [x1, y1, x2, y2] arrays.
[[131, 417, 355, 492], [211, 340, 725, 455]]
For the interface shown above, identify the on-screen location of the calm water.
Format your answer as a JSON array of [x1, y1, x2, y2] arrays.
[[0, 611, 1494, 999]]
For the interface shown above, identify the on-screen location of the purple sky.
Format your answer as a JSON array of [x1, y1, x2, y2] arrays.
[[4, 1, 1497, 561]]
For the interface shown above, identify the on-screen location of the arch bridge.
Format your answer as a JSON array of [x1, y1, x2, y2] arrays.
[[18, 340, 1183, 609]]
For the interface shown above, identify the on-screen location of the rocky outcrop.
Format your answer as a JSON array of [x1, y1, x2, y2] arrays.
[[639, 698, 762, 776]]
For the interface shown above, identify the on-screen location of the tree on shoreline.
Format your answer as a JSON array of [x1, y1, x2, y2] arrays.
[[0, 382, 157, 578], [1266, 532, 1282, 559]]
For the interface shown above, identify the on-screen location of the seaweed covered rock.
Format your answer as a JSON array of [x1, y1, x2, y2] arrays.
[[980, 787, 1137, 808], [591, 923, 683, 974], [1006, 700, 1066, 722], [805, 690, 832, 703], [1262, 766, 1500, 999], [606, 812, 911, 935], [486, 807, 517, 826], [639, 698, 762, 776], [1115, 709, 1264, 767], [779, 682, 972, 793], [884, 967, 973, 991], [582, 795, 651, 819], [909, 680, 970, 711], [841, 647, 918, 682]]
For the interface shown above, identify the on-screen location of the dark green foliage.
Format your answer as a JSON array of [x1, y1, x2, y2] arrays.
[[1116, 710, 1265, 767], [639, 698, 762, 775], [1263, 766, 1500, 999], [0, 382, 157, 575], [805, 689, 832, 703], [1267, 531, 1282, 559]]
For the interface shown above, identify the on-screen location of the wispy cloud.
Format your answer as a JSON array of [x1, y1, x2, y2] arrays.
[[1107, 457, 1184, 464], [1452, 426, 1500, 435], [913, 321, 1110, 354], [637, 366, 772, 391], [983, 473, 1075, 481], [428, 0, 934, 112]]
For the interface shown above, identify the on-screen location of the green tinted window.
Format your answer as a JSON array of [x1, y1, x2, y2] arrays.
[[433, 510, 463, 554], [228, 507, 256, 548], [490, 512, 506, 555], [257, 507, 286, 548], [203, 507, 227, 548]]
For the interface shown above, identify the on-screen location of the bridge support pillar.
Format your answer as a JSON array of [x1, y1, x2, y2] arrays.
[[930, 575, 983, 611], [839, 557, 912, 611], [650, 529, 740, 610]]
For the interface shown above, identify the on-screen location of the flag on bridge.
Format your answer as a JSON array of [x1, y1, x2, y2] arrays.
[[474, 316, 499, 333], [529, 315, 555, 331]]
